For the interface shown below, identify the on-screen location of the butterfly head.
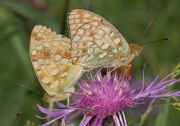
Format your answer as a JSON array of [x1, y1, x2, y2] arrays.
[[120, 44, 142, 65], [129, 43, 142, 56]]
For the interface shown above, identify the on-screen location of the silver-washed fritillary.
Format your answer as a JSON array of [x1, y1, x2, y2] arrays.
[[30, 25, 83, 101], [68, 9, 142, 69]]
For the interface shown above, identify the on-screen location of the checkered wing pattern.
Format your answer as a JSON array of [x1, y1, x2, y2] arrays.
[[68, 9, 130, 68], [30, 25, 83, 101]]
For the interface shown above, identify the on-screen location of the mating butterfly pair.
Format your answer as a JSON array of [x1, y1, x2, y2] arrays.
[[30, 9, 142, 101]]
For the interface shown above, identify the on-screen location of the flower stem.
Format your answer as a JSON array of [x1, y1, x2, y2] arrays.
[[137, 100, 156, 126]]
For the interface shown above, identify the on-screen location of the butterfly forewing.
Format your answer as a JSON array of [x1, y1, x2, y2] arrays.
[[68, 9, 130, 68], [30, 25, 83, 101]]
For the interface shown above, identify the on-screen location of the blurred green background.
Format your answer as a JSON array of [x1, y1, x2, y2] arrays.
[[0, 0, 179, 126]]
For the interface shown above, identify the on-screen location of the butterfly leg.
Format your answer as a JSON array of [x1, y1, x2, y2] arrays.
[[107, 67, 118, 74], [123, 64, 132, 69]]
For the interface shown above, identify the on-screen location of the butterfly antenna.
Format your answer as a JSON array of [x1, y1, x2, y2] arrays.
[[139, 37, 170, 46], [18, 83, 41, 96]]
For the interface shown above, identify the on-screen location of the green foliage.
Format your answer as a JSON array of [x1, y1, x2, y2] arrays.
[[0, 0, 179, 126], [171, 102, 180, 111], [172, 62, 180, 79]]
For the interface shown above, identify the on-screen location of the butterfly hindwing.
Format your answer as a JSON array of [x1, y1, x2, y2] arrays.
[[68, 9, 130, 68], [30, 25, 83, 101]]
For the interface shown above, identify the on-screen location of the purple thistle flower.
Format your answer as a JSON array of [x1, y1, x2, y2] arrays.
[[37, 73, 180, 126]]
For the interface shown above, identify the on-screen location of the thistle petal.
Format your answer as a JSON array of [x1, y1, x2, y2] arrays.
[[79, 115, 92, 126]]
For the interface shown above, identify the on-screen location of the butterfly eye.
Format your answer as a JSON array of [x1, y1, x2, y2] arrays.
[[121, 57, 125, 63]]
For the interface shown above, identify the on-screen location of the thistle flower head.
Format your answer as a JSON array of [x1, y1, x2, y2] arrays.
[[37, 72, 180, 126], [76, 74, 137, 117]]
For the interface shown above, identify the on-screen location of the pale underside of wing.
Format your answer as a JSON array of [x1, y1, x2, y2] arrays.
[[67, 9, 130, 68], [30, 25, 83, 101]]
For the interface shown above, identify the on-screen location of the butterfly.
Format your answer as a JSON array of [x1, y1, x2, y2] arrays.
[[30, 25, 83, 101], [68, 9, 142, 70], [30, 9, 142, 101]]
